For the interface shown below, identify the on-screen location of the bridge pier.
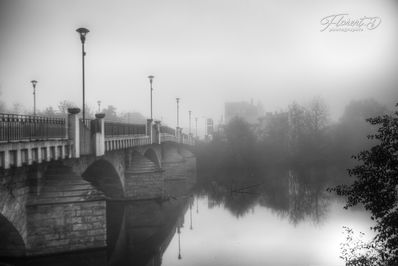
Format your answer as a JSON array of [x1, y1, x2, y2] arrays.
[[26, 200, 106, 255], [124, 151, 164, 200], [161, 143, 196, 182]]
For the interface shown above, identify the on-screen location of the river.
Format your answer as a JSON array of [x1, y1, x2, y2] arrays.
[[0, 167, 374, 266]]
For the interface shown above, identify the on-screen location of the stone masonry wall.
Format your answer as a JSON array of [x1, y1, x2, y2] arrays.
[[26, 200, 106, 255], [124, 171, 164, 200], [162, 157, 196, 181]]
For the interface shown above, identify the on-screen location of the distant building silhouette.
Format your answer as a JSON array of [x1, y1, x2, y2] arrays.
[[224, 100, 264, 124], [205, 118, 214, 141]]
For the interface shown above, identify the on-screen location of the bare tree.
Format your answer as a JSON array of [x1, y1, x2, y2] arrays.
[[58, 100, 76, 114], [307, 97, 329, 134]]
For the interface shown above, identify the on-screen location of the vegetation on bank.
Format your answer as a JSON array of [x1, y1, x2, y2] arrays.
[[330, 104, 398, 265], [197, 98, 388, 176], [196, 99, 397, 265]]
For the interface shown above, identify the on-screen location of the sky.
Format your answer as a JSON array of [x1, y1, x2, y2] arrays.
[[0, 0, 397, 133]]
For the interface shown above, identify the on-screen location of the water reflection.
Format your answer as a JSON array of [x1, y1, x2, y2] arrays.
[[195, 167, 345, 225], [0, 179, 194, 266], [107, 197, 193, 266], [161, 167, 373, 266], [0, 168, 372, 266]]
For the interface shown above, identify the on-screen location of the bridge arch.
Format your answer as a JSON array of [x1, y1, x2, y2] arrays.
[[82, 159, 124, 198], [143, 148, 161, 168], [0, 213, 26, 257], [178, 146, 195, 159], [0, 177, 27, 257], [161, 142, 184, 163]]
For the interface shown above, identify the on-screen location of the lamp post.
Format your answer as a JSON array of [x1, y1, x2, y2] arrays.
[[176, 98, 180, 127], [97, 100, 101, 113], [195, 117, 198, 138], [31, 80, 38, 116], [188, 110, 192, 134], [76, 27, 89, 121], [148, 75, 154, 120]]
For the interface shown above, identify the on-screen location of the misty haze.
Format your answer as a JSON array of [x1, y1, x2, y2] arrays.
[[0, 0, 397, 266]]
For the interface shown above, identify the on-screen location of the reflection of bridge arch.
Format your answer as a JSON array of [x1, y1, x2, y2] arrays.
[[83, 159, 124, 198], [0, 211, 26, 256]]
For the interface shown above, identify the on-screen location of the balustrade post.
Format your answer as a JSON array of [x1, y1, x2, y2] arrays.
[[146, 119, 153, 144], [154, 120, 161, 144], [94, 113, 106, 156], [67, 108, 81, 158]]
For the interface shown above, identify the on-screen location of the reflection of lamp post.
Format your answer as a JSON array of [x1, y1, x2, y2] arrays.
[[148, 75, 154, 120], [97, 100, 101, 113], [31, 80, 38, 116], [190, 201, 193, 230], [76, 27, 89, 121], [176, 98, 180, 127], [177, 226, 182, 260], [188, 110, 192, 134]]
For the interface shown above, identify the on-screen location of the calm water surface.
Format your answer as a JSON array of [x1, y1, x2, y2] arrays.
[[161, 196, 373, 266], [159, 168, 375, 266], [0, 168, 375, 266]]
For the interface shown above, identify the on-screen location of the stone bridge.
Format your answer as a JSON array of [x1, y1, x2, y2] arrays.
[[0, 109, 196, 257]]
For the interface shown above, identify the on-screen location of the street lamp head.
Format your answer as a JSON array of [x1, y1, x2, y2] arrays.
[[76, 27, 89, 43], [148, 75, 154, 89], [176, 97, 180, 103], [31, 80, 38, 88]]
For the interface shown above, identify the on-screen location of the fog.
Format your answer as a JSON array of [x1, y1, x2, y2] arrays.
[[0, 0, 397, 136]]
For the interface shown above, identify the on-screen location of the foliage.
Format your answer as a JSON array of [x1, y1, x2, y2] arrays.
[[0, 90, 6, 112], [224, 117, 256, 170], [256, 111, 289, 164], [200, 98, 389, 175], [102, 105, 119, 121], [340, 226, 385, 266], [331, 103, 398, 265], [331, 99, 388, 166], [287, 99, 329, 163], [257, 98, 329, 164]]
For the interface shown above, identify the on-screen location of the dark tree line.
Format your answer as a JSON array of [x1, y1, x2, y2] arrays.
[[0, 96, 146, 124], [197, 98, 389, 178], [197, 99, 397, 264]]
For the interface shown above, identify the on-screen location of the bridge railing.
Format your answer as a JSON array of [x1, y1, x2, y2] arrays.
[[160, 133, 177, 143], [160, 126, 176, 136], [79, 118, 94, 155], [104, 122, 146, 137], [0, 113, 66, 142]]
